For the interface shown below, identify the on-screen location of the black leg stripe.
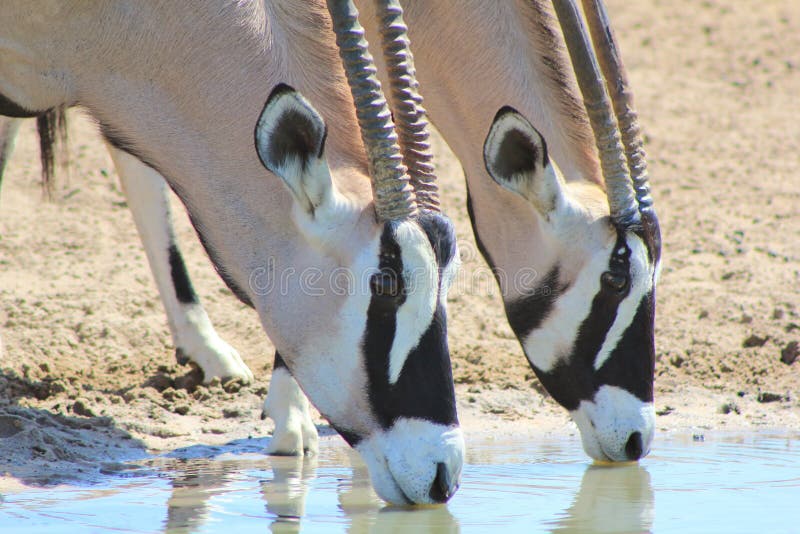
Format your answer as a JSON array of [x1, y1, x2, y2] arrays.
[[168, 244, 199, 304]]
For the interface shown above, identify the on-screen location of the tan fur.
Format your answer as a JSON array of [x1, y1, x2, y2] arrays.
[[354, 0, 609, 299], [0, 0, 388, 438]]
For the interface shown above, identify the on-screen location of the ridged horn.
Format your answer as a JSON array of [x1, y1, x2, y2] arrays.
[[326, 0, 418, 221], [373, 0, 440, 212], [580, 0, 655, 217], [552, 0, 640, 226]]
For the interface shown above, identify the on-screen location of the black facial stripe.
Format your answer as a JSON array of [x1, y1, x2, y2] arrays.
[[367, 302, 457, 428], [361, 216, 458, 429], [168, 245, 198, 304], [362, 225, 402, 429], [597, 290, 656, 402], [505, 266, 562, 340], [528, 231, 634, 410]]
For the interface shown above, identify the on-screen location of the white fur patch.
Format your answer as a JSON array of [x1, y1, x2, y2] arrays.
[[520, 246, 608, 373], [593, 234, 653, 371], [356, 418, 464, 504], [387, 222, 438, 385], [571, 385, 655, 462]]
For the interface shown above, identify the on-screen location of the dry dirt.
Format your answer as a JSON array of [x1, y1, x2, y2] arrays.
[[0, 0, 798, 483]]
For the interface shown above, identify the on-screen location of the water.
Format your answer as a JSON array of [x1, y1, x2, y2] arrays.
[[1, 432, 798, 533]]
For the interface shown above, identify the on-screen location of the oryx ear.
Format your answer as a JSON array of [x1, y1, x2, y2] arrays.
[[483, 106, 564, 215], [255, 84, 332, 215]]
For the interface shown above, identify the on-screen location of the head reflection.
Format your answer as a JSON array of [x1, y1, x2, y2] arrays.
[[554, 464, 654, 533], [257, 447, 459, 533], [338, 448, 459, 532]]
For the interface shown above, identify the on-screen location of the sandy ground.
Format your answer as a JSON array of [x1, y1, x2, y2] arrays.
[[1, 0, 798, 483]]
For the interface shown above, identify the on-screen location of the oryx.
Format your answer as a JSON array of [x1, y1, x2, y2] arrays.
[[0, 0, 464, 504], [355, 0, 661, 462]]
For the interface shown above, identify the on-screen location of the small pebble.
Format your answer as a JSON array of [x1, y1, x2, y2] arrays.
[[222, 408, 243, 419], [780, 341, 799, 365], [222, 379, 243, 394], [742, 334, 768, 348], [757, 392, 787, 403], [72, 399, 97, 418]]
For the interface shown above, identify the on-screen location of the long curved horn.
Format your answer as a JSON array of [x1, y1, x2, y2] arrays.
[[326, 0, 418, 221], [580, 0, 655, 218], [552, 0, 640, 226], [373, 0, 440, 213]]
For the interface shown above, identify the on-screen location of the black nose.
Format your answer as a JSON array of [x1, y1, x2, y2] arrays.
[[428, 462, 456, 503], [625, 431, 644, 460]]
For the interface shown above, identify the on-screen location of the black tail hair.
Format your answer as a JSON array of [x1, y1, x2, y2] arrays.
[[35, 107, 68, 198]]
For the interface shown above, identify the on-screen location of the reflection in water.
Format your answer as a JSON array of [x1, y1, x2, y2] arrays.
[[2, 433, 798, 533], [260, 455, 317, 533], [338, 457, 459, 533], [553, 464, 654, 533], [163, 459, 238, 534]]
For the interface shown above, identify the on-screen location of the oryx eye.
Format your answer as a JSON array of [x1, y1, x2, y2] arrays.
[[601, 271, 629, 294], [370, 269, 402, 299]]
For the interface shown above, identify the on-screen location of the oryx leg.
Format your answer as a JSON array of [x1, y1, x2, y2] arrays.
[[106, 145, 253, 383], [261, 352, 318, 455], [0, 117, 21, 190]]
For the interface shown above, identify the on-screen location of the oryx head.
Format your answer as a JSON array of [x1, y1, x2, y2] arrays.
[[252, 0, 462, 505], [479, 0, 661, 463]]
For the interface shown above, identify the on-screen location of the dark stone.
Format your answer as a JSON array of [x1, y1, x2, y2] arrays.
[[222, 408, 243, 419], [780, 341, 799, 365], [757, 392, 787, 403], [147, 373, 173, 392], [72, 399, 97, 417], [174, 368, 203, 392], [742, 334, 768, 348]]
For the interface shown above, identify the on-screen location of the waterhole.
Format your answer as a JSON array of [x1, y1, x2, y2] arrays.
[[1, 432, 797, 533]]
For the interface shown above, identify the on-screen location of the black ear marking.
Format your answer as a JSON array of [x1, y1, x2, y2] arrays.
[[484, 106, 549, 185], [255, 83, 327, 174], [496, 127, 538, 177]]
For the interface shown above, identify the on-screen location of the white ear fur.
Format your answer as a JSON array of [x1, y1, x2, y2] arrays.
[[483, 106, 565, 215], [255, 84, 333, 217]]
